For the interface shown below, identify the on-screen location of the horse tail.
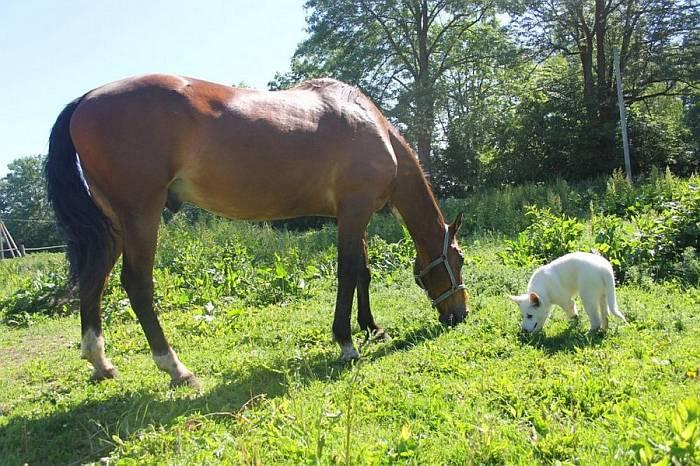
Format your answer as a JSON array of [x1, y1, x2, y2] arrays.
[[605, 271, 626, 322], [45, 96, 115, 284]]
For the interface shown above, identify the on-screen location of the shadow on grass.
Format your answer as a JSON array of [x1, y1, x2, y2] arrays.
[[0, 322, 446, 465], [519, 321, 607, 355]]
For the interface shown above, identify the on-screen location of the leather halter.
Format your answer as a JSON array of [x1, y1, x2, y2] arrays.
[[414, 225, 466, 307]]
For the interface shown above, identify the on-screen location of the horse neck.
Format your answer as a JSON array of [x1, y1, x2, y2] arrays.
[[389, 139, 446, 261]]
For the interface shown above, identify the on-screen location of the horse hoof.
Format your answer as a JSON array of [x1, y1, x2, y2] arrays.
[[92, 366, 119, 381], [339, 343, 360, 362], [170, 373, 201, 390]]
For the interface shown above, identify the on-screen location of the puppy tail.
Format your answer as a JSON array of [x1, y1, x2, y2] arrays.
[[606, 274, 626, 322]]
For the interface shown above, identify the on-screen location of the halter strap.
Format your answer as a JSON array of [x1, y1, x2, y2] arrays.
[[414, 225, 466, 307]]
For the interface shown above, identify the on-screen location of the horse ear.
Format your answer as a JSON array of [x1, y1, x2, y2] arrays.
[[529, 292, 540, 307], [450, 212, 464, 235]]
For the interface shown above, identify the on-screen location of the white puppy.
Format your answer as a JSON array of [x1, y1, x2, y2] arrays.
[[510, 252, 626, 333]]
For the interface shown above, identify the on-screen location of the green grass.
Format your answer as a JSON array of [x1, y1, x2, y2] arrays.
[[1, 172, 698, 464], [1, 235, 698, 465]]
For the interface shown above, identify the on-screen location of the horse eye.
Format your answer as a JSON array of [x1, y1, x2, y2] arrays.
[[526, 314, 533, 319]]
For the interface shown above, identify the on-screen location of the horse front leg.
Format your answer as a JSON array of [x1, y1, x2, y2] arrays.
[[356, 232, 389, 342], [334, 206, 374, 361]]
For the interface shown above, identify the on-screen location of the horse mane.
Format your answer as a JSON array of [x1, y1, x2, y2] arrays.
[[387, 123, 432, 186], [296, 78, 434, 192]]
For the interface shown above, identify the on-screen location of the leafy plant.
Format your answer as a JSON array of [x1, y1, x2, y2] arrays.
[[638, 398, 700, 465], [498, 206, 585, 267], [0, 269, 74, 326]]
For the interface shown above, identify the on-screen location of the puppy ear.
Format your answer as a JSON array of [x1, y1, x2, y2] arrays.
[[529, 292, 540, 307], [509, 294, 525, 305]]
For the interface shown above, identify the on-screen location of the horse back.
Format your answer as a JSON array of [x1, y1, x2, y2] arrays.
[[70, 74, 398, 221]]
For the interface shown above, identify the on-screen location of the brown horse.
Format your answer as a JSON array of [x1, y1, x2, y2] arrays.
[[45, 74, 468, 388]]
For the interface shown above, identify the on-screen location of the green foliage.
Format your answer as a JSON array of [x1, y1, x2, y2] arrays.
[[0, 214, 420, 326], [1, 245, 698, 464], [627, 95, 697, 176], [498, 206, 585, 267], [486, 56, 603, 184], [0, 155, 61, 248], [505, 0, 698, 183], [599, 168, 684, 217], [0, 269, 73, 326], [367, 228, 415, 280], [594, 170, 700, 283], [0, 176, 699, 464], [442, 177, 589, 234], [497, 171, 700, 285], [589, 213, 638, 281], [637, 398, 700, 465]]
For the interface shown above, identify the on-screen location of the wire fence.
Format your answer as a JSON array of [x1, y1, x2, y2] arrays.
[[2, 218, 57, 224], [0, 244, 66, 256], [24, 245, 67, 251], [1, 218, 64, 258]]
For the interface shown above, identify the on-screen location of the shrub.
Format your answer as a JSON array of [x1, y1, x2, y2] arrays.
[[367, 227, 415, 279], [0, 269, 75, 326], [498, 206, 585, 267]]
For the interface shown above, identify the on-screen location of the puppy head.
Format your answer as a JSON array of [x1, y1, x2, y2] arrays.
[[509, 292, 550, 333]]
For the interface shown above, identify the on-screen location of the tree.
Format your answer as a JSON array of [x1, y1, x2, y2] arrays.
[[510, 0, 699, 166], [0, 155, 60, 248], [431, 23, 524, 193], [276, 0, 495, 176]]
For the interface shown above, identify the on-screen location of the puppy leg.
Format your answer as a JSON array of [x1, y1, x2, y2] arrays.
[[599, 294, 609, 332], [581, 291, 601, 333], [562, 299, 578, 320]]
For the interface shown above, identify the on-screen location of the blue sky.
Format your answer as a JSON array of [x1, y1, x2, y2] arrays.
[[0, 0, 307, 176]]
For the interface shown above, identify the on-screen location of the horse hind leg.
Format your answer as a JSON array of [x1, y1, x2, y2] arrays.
[[80, 234, 122, 380], [120, 209, 199, 388]]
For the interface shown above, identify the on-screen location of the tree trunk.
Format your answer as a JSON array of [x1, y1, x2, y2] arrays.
[[580, 39, 597, 119], [595, 0, 607, 96], [415, 0, 434, 177], [595, 0, 616, 163]]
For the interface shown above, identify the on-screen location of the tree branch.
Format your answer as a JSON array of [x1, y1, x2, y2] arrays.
[[359, 0, 419, 78]]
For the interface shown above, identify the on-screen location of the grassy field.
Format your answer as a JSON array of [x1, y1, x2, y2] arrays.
[[1, 174, 699, 465]]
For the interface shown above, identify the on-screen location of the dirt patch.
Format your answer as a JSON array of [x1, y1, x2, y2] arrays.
[[0, 330, 79, 371]]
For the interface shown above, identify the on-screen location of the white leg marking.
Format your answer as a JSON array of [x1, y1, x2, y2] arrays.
[[153, 347, 193, 381], [81, 328, 117, 379], [339, 341, 360, 361]]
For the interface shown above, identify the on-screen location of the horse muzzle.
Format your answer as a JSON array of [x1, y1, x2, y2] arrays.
[[439, 307, 468, 327]]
